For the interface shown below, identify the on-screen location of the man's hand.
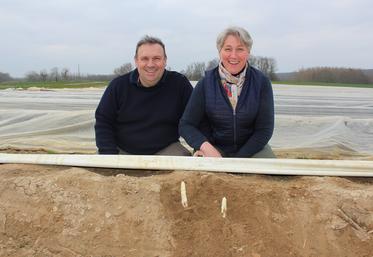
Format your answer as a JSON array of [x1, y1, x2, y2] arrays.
[[194, 141, 222, 157]]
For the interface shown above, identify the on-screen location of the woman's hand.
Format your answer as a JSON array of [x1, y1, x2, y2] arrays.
[[194, 141, 222, 157]]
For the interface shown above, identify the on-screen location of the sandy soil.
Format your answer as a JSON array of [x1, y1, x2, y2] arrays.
[[1, 161, 373, 257]]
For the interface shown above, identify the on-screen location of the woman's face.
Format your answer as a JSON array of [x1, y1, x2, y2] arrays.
[[219, 35, 249, 75]]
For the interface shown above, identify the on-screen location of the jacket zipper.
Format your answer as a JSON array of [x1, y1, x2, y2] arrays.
[[219, 75, 238, 153], [233, 108, 237, 152]]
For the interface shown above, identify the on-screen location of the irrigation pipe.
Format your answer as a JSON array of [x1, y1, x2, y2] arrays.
[[1, 153, 373, 177]]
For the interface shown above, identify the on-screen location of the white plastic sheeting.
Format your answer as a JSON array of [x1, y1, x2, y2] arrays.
[[1, 153, 373, 177], [0, 85, 373, 155]]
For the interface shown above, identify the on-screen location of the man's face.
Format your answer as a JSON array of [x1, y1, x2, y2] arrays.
[[135, 43, 166, 87]]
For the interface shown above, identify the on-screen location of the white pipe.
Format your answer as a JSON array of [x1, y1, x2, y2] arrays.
[[1, 153, 373, 177]]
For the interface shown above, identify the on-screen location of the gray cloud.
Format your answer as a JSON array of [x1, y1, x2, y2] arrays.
[[0, 0, 372, 77]]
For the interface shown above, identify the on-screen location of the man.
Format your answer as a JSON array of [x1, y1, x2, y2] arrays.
[[95, 35, 192, 155]]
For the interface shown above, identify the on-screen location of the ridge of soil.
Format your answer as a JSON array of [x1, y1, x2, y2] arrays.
[[1, 163, 373, 256]]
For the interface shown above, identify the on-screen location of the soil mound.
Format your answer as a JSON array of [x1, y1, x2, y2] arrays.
[[1, 164, 373, 256]]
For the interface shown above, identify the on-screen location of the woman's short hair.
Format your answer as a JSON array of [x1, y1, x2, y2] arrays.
[[216, 26, 253, 52], [135, 35, 167, 58]]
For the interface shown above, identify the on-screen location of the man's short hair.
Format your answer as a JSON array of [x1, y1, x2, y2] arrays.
[[135, 35, 167, 58]]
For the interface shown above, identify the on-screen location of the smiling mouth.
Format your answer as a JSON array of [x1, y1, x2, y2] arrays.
[[144, 71, 156, 76]]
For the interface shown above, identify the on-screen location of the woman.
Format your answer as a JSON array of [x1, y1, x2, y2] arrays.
[[179, 26, 275, 158]]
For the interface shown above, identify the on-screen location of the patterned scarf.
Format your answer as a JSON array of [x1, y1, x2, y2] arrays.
[[218, 62, 247, 110]]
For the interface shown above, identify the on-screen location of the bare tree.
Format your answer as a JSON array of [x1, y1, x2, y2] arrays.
[[206, 58, 220, 71], [39, 70, 48, 82], [50, 67, 59, 82], [113, 63, 133, 76], [26, 71, 40, 82], [0, 72, 13, 82], [250, 55, 277, 80], [61, 68, 69, 81], [182, 62, 206, 81]]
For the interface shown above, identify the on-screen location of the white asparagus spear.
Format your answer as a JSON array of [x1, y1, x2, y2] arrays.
[[181, 181, 188, 208], [221, 197, 227, 218]]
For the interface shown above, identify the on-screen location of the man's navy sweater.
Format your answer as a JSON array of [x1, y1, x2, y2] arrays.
[[95, 69, 192, 154]]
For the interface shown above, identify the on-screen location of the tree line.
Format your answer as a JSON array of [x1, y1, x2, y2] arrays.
[[1, 59, 372, 84], [0, 72, 12, 83], [24, 67, 114, 82], [0, 56, 277, 83], [112, 55, 277, 81], [180, 56, 277, 81], [291, 67, 371, 84]]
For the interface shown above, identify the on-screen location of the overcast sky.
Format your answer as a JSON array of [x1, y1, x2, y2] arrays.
[[1, 0, 372, 77]]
